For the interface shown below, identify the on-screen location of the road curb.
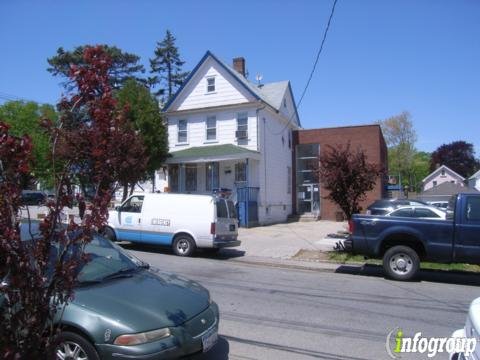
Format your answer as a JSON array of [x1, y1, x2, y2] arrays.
[[227, 257, 347, 273]]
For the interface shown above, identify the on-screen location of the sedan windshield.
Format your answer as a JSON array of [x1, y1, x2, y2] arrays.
[[76, 235, 141, 284]]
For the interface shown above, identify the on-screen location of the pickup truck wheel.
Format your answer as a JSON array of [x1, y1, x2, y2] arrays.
[[383, 245, 420, 281], [173, 235, 196, 257]]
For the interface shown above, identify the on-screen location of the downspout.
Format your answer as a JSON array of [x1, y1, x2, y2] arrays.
[[256, 104, 267, 219]]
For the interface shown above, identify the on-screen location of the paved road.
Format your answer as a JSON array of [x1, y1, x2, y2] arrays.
[[121, 244, 480, 360]]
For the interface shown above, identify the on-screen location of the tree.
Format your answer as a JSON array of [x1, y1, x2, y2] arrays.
[[47, 45, 145, 92], [318, 143, 383, 219], [149, 30, 189, 103], [430, 141, 479, 178], [0, 46, 145, 358], [0, 101, 58, 188], [116, 79, 168, 200], [411, 151, 431, 192], [378, 111, 417, 188]]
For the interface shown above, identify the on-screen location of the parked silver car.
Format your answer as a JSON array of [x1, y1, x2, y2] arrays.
[[384, 205, 447, 220]]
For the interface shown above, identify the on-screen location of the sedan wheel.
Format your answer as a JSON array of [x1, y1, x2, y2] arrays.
[[55, 332, 99, 360]]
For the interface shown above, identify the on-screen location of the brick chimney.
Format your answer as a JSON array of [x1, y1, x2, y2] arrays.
[[233, 57, 246, 77]]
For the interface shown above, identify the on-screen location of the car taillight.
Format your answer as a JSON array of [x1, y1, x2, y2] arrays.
[[348, 219, 354, 233], [210, 222, 216, 235]]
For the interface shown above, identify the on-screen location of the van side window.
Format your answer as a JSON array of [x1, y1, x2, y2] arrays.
[[216, 200, 228, 218], [120, 196, 144, 213]]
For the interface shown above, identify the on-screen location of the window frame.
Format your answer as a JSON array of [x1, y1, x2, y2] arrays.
[[206, 162, 219, 191], [236, 112, 248, 140], [185, 164, 197, 192], [177, 119, 188, 144], [235, 162, 247, 183], [206, 77, 216, 93], [206, 115, 217, 141]]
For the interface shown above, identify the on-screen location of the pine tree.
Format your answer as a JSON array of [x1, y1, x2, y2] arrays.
[[150, 30, 189, 103]]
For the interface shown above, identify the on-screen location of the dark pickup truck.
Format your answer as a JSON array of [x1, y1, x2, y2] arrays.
[[345, 193, 480, 280]]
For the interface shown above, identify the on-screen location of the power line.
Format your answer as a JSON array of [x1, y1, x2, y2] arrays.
[[0, 91, 50, 105], [270, 0, 339, 136]]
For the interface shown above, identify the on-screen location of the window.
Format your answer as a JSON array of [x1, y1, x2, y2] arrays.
[[288, 131, 292, 149], [207, 77, 215, 92], [465, 197, 480, 221], [433, 181, 437, 186], [216, 199, 228, 218], [236, 112, 248, 140], [441, 169, 446, 176], [169, 165, 179, 192], [390, 208, 413, 217], [120, 195, 144, 213], [414, 208, 440, 218], [235, 162, 246, 182], [206, 115, 216, 141], [283, 98, 287, 108], [178, 119, 187, 143], [206, 162, 219, 191], [287, 166, 292, 194], [185, 164, 197, 192]]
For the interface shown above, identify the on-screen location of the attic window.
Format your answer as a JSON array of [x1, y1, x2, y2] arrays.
[[441, 169, 446, 176], [283, 98, 287, 108], [207, 77, 215, 93]]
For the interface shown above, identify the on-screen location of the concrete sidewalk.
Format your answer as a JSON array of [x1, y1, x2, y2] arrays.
[[236, 220, 348, 259]]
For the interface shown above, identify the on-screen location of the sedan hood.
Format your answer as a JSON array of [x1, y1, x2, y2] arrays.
[[72, 267, 210, 330]]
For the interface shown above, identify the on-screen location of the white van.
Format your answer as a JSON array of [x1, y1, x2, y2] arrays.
[[104, 193, 240, 256]]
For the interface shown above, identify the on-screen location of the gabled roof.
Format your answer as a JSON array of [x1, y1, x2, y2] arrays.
[[469, 169, 480, 180], [420, 181, 479, 196], [163, 51, 300, 126], [422, 164, 465, 183]]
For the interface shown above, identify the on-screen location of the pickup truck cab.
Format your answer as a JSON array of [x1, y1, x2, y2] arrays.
[[345, 193, 480, 280], [105, 193, 240, 256]]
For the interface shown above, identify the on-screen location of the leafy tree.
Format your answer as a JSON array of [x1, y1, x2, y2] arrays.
[[430, 141, 479, 178], [47, 45, 145, 92], [318, 142, 383, 220], [149, 30, 189, 103], [411, 151, 431, 191], [116, 79, 168, 200], [378, 111, 417, 188], [0, 46, 146, 358], [0, 101, 57, 188]]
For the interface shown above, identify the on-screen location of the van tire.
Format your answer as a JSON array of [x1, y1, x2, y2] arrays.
[[383, 245, 420, 281], [102, 227, 117, 242], [173, 234, 196, 257]]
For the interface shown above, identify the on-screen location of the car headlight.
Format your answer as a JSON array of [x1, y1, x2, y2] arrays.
[[114, 328, 171, 346]]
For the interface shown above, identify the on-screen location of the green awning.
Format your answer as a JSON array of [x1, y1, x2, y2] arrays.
[[166, 144, 260, 164]]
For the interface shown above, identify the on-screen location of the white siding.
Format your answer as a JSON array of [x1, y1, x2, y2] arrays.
[[423, 170, 465, 191], [257, 109, 294, 224], [169, 58, 255, 112], [168, 106, 259, 152], [278, 88, 299, 127]]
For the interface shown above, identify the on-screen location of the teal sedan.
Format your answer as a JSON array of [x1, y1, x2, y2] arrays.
[[17, 224, 220, 359]]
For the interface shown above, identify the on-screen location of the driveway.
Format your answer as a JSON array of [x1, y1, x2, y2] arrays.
[[236, 220, 347, 259]]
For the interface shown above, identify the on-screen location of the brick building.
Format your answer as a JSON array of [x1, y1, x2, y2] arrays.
[[292, 124, 388, 220]]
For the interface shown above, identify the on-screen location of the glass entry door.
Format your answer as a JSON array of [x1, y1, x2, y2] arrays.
[[297, 184, 320, 215]]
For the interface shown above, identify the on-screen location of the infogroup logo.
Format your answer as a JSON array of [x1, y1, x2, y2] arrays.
[[385, 328, 477, 359]]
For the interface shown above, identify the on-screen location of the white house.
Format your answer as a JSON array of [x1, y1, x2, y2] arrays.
[[162, 51, 300, 226], [468, 170, 480, 191], [422, 165, 465, 191]]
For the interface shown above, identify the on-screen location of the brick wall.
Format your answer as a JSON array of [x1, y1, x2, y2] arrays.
[[292, 124, 388, 220]]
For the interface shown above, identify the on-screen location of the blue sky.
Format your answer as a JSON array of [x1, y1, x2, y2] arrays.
[[1, 0, 479, 153]]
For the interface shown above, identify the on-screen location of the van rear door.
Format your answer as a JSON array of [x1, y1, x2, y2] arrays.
[[215, 199, 238, 238]]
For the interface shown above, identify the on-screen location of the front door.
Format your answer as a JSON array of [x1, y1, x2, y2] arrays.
[[297, 184, 320, 215]]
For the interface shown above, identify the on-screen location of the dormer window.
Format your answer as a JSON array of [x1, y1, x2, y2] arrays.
[[207, 77, 215, 92]]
